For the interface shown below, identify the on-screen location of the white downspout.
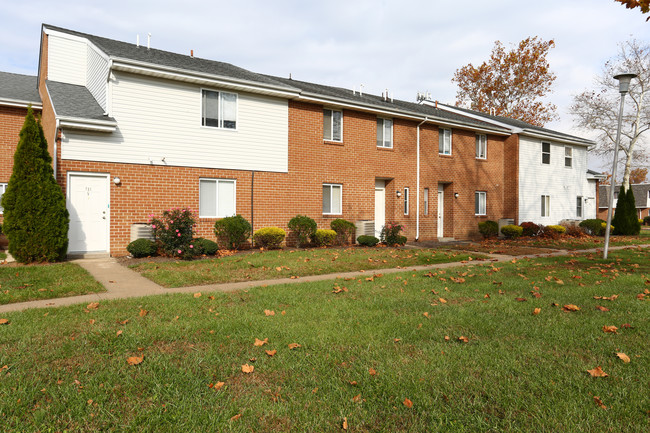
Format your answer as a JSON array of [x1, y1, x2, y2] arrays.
[[54, 118, 59, 177], [416, 117, 428, 241]]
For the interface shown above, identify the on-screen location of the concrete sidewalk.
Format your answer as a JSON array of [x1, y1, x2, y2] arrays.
[[1, 244, 648, 314]]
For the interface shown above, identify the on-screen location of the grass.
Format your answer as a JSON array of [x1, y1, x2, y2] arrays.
[[1, 247, 648, 432], [0, 262, 105, 305], [0, 251, 6, 261], [129, 247, 484, 288]]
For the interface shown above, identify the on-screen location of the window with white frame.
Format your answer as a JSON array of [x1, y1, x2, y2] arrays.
[[475, 191, 486, 215], [199, 179, 236, 218], [323, 109, 342, 142], [576, 196, 583, 218], [565, 146, 573, 168], [323, 183, 342, 214], [439, 128, 452, 155], [541, 142, 551, 164], [541, 195, 550, 217], [404, 187, 409, 215], [0, 183, 7, 214], [202, 89, 237, 129], [476, 134, 487, 159], [377, 118, 393, 148], [423, 188, 429, 215]]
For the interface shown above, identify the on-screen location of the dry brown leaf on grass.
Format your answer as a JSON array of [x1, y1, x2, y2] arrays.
[[533, 308, 541, 315], [230, 413, 242, 421], [458, 336, 469, 343], [562, 304, 580, 312], [602, 325, 618, 333], [0, 318, 9, 325], [423, 312, 430, 318], [515, 297, 527, 302], [116, 330, 123, 337], [342, 417, 348, 430], [593, 396, 607, 410], [254, 338, 268, 347], [616, 352, 630, 363], [587, 366, 608, 377], [87, 302, 99, 310], [288, 343, 301, 350], [403, 398, 413, 408], [241, 364, 254, 374], [127, 356, 144, 366], [265, 349, 277, 357], [264, 309, 275, 316], [594, 294, 618, 301], [139, 309, 148, 317], [368, 368, 377, 376], [193, 292, 201, 298], [595, 305, 610, 312]]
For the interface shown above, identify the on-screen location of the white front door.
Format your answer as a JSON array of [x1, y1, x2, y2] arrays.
[[374, 180, 386, 238], [68, 173, 110, 253], [437, 185, 444, 237]]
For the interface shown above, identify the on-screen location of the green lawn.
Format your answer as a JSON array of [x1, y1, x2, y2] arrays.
[[0, 262, 105, 305], [129, 247, 484, 288], [0, 251, 6, 261], [1, 247, 648, 432]]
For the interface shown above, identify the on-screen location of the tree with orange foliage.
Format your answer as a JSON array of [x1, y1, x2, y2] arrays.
[[615, 0, 650, 20], [452, 37, 558, 127], [629, 167, 648, 184]]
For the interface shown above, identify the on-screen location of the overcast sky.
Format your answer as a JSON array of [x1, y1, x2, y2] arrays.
[[1, 0, 648, 170]]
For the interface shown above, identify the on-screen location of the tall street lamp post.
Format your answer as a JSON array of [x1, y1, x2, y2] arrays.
[[603, 72, 637, 259]]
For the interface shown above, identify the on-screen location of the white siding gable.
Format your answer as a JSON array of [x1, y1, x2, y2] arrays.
[[61, 72, 288, 173], [86, 45, 109, 110], [518, 136, 594, 223], [48, 34, 87, 86]]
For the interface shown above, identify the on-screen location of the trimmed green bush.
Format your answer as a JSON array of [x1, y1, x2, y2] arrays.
[[127, 238, 157, 258], [253, 227, 286, 249], [357, 235, 379, 247], [214, 215, 251, 250], [644, 216, 650, 226], [380, 222, 405, 246], [478, 220, 498, 238], [312, 229, 336, 247], [520, 221, 541, 237], [330, 218, 356, 245], [192, 238, 219, 255], [1, 107, 69, 263], [579, 219, 605, 236], [500, 224, 523, 239], [150, 208, 197, 259], [288, 215, 317, 248], [546, 225, 566, 234], [0, 223, 2, 235]]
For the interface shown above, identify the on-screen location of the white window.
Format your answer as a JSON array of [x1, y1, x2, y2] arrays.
[[576, 196, 583, 218], [541, 142, 551, 164], [323, 183, 342, 214], [404, 187, 409, 215], [323, 109, 342, 142], [377, 118, 393, 148], [565, 146, 573, 168], [202, 89, 237, 129], [476, 134, 487, 159], [541, 195, 550, 217], [199, 179, 236, 218], [423, 188, 429, 215], [475, 191, 486, 215], [439, 128, 452, 155], [0, 183, 7, 214]]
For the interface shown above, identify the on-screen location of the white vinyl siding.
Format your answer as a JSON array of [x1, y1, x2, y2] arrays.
[[61, 72, 289, 173], [47, 34, 87, 86], [202, 89, 237, 129], [423, 188, 429, 215], [86, 44, 109, 110], [576, 196, 583, 218], [377, 118, 393, 148], [0, 183, 7, 213], [476, 134, 487, 159], [565, 146, 573, 168], [323, 183, 342, 215], [475, 191, 486, 215], [541, 142, 551, 165], [541, 195, 550, 217], [404, 187, 409, 215], [199, 179, 236, 218], [439, 128, 451, 155], [324, 109, 342, 142]]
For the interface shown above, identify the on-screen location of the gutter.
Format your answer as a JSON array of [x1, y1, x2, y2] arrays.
[[58, 117, 118, 132], [0, 98, 43, 110]]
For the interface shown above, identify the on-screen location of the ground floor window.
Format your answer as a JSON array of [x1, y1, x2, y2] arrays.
[[199, 178, 236, 218], [541, 195, 550, 217], [475, 191, 486, 215], [404, 187, 410, 215], [576, 196, 583, 218], [323, 183, 342, 214], [0, 183, 6, 213], [423, 188, 429, 215]]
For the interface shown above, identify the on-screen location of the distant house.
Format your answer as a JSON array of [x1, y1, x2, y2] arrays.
[[0, 71, 42, 222], [598, 183, 650, 220]]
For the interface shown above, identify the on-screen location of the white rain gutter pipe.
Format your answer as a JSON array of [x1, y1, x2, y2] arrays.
[[416, 117, 428, 241]]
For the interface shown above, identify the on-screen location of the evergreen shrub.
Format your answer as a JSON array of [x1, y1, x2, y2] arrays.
[[579, 219, 605, 236], [253, 227, 286, 249], [330, 218, 356, 245], [313, 229, 336, 246], [478, 220, 498, 238], [214, 215, 251, 250], [127, 239, 157, 258], [500, 224, 523, 239], [288, 215, 317, 248], [192, 238, 219, 255], [357, 235, 379, 247]]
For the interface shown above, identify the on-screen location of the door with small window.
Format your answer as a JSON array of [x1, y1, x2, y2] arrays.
[[67, 173, 109, 253]]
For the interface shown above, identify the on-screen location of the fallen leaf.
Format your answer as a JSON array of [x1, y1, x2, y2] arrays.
[[444, 335, 450, 341], [368, 368, 377, 376], [352, 394, 361, 402], [458, 336, 469, 343], [213, 381, 225, 390], [139, 309, 148, 317], [515, 297, 527, 302], [593, 396, 607, 410], [264, 309, 275, 316], [87, 302, 99, 310], [0, 318, 10, 325], [127, 356, 144, 366], [423, 312, 430, 318], [89, 319, 96, 325], [116, 330, 123, 337], [616, 352, 630, 363], [587, 366, 608, 377], [288, 343, 301, 350], [193, 292, 202, 298], [394, 338, 401, 343], [438, 298, 447, 304], [621, 323, 633, 328], [241, 364, 254, 374], [595, 305, 609, 312], [342, 417, 348, 430], [230, 413, 241, 421], [403, 398, 413, 408], [602, 325, 618, 333], [533, 308, 541, 315], [254, 338, 268, 347], [265, 349, 277, 357], [562, 304, 580, 312]]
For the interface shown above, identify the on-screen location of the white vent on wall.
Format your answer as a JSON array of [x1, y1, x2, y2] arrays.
[[130, 223, 154, 242], [355, 220, 375, 240]]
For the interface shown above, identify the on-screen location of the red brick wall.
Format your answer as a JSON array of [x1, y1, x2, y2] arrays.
[[58, 100, 512, 255]]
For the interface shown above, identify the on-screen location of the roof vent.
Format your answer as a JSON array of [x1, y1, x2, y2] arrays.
[[190, 49, 194, 57], [416, 91, 431, 103], [136, 34, 140, 47], [147, 33, 151, 50]]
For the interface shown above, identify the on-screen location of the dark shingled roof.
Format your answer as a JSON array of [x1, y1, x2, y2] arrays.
[[44, 24, 297, 92], [0, 71, 40, 104], [47, 80, 115, 122], [599, 184, 650, 209]]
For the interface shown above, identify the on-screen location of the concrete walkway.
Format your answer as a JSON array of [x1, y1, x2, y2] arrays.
[[1, 244, 648, 314]]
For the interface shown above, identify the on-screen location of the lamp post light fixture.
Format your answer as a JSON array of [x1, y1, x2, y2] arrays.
[[603, 72, 637, 259]]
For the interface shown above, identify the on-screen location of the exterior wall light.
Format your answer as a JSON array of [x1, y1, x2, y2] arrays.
[[113, 176, 121, 185], [454, 193, 459, 198], [396, 190, 402, 198]]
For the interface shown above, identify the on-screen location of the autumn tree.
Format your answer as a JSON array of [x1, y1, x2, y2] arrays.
[[629, 167, 648, 183], [614, 0, 650, 20], [571, 39, 650, 191], [452, 37, 558, 127]]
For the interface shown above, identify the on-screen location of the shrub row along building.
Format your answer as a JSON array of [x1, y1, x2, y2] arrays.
[[0, 24, 604, 256]]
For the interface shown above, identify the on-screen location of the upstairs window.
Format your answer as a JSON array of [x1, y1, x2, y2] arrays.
[[0, 183, 6, 213], [476, 134, 487, 159], [324, 109, 342, 142], [377, 118, 393, 148], [475, 191, 486, 215], [202, 89, 237, 129], [565, 146, 573, 168], [541, 142, 551, 164], [439, 128, 452, 155]]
